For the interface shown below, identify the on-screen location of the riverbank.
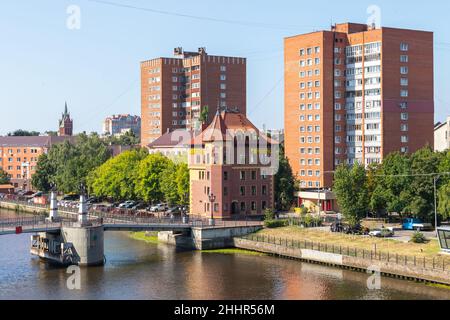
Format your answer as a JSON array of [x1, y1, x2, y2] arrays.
[[129, 231, 159, 244], [234, 230, 450, 286], [257, 226, 446, 262]]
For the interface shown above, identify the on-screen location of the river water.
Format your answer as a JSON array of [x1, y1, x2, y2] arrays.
[[1, 209, 450, 300]]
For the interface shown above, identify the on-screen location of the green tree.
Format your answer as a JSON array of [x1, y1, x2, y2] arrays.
[[404, 146, 442, 221], [31, 133, 112, 193], [175, 162, 190, 205], [7, 129, 40, 136], [274, 144, 296, 211], [199, 105, 209, 124], [136, 153, 171, 203], [333, 163, 369, 226], [105, 130, 140, 146], [438, 150, 450, 220], [87, 149, 148, 200], [0, 169, 10, 184], [160, 161, 179, 205], [375, 152, 412, 216]]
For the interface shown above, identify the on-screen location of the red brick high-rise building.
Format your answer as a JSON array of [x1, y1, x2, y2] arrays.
[[141, 47, 246, 146], [284, 23, 434, 190]]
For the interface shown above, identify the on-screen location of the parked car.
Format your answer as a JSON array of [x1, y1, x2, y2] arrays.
[[369, 228, 395, 238], [118, 201, 136, 208], [131, 202, 146, 210], [62, 194, 80, 201], [148, 203, 168, 212], [166, 207, 181, 216], [402, 218, 433, 231], [330, 222, 346, 233]]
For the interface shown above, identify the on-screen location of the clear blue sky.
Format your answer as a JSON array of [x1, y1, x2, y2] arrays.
[[0, 0, 449, 135]]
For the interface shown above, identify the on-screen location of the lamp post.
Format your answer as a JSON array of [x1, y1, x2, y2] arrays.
[[208, 193, 216, 226], [182, 192, 189, 224]]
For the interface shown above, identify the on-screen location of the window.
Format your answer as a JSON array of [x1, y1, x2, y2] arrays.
[[314, 46, 320, 54], [401, 78, 408, 86], [400, 66, 408, 74], [220, 83, 226, 90], [307, 48, 312, 55], [334, 103, 341, 110], [401, 113, 409, 120], [400, 43, 409, 51], [401, 136, 409, 143], [401, 124, 408, 131], [240, 171, 245, 180], [251, 186, 257, 196], [251, 201, 257, 211], [251, 171, 257, 180], [315, 58, 320, 65], [220, 65, 227, 72], [400, 55, 409, 63], [240, 186, 245, 196], [299, 49, 305, 56], [400, 90, 409, 97], [220, 74, 226, 81], [224, 171, 228, 180]]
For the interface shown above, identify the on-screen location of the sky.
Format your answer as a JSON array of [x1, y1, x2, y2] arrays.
[[0, 0, 449, 135]]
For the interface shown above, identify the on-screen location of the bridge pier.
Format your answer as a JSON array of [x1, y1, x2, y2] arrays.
[[31, 192, 105, 266]]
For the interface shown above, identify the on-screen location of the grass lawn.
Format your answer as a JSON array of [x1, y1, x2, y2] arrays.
[[129, 231, 159, 244], [256, 226, 448, 262], [201, 248, 267, 256]]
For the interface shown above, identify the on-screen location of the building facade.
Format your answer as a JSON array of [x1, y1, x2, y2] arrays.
[[435, 117, 450, 152], [0, 136, 74, 191], [141, 47, 247, 146], [189, 109, 275, 219], [285, 22, 434, 189], [59, 103, 73, 136], [103, 114, 141, 138]]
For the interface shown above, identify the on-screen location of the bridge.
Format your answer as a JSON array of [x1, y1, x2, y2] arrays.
[[0, 192, 263, 266]]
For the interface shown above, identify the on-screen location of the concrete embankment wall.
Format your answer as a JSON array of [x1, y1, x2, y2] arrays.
[[0, 201, 75, 218], [158, 225, 263, 250], [233, 238, 450, 286]]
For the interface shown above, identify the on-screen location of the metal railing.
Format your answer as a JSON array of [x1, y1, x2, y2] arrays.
[[241, 234, 450, 272]]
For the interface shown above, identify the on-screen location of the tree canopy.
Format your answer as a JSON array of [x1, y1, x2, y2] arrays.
[[0, 169, 10, 184], [333, 163, 369, 226], [274, 143, 297, 211], [8, 130, 40, 136], [32, 133, 111, 193]]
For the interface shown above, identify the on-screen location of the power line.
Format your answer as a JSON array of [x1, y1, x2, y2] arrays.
[[76, 78, 139, 132], [87, 0, 327, 31]]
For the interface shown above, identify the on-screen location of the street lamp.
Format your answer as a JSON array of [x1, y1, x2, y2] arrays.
[[208, 193, 216, 226]]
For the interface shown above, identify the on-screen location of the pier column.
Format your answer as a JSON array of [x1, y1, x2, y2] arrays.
[[49, 191, 59, 221], [78, 194, 89, 226]]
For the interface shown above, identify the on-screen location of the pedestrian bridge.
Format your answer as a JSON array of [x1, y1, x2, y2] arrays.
[[0, 215, 259, 236]]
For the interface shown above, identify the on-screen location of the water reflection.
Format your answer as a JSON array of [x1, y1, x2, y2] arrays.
[[1, 209, 450, 300]]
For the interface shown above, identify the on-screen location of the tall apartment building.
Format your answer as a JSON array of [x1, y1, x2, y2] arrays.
[[141, 47, 246, 146], [103, 114, 141, 138], [285, 22, 434, 189]]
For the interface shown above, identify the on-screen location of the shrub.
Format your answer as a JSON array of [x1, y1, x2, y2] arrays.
[[264, 208, 275, 221], [264, 219, 287, 229], [410, 231, 427, 244]]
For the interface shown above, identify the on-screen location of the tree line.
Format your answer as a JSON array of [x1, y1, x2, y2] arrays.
[[31, 133, 189, 205], [333, 147, 450, 226]]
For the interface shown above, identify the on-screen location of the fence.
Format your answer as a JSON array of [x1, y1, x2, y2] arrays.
[[241, 234, 449, 272]]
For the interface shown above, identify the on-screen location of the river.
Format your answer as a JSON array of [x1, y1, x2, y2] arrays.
[[1, 209, 450, 300]]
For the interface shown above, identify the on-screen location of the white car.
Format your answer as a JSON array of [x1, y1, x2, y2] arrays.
[[369, 228, 395, 238]]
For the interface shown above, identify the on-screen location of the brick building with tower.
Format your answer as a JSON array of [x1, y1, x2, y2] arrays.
[[140, 47, 246, 146], [188, 108, 275, 219], [59, 102, 73, 136]]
